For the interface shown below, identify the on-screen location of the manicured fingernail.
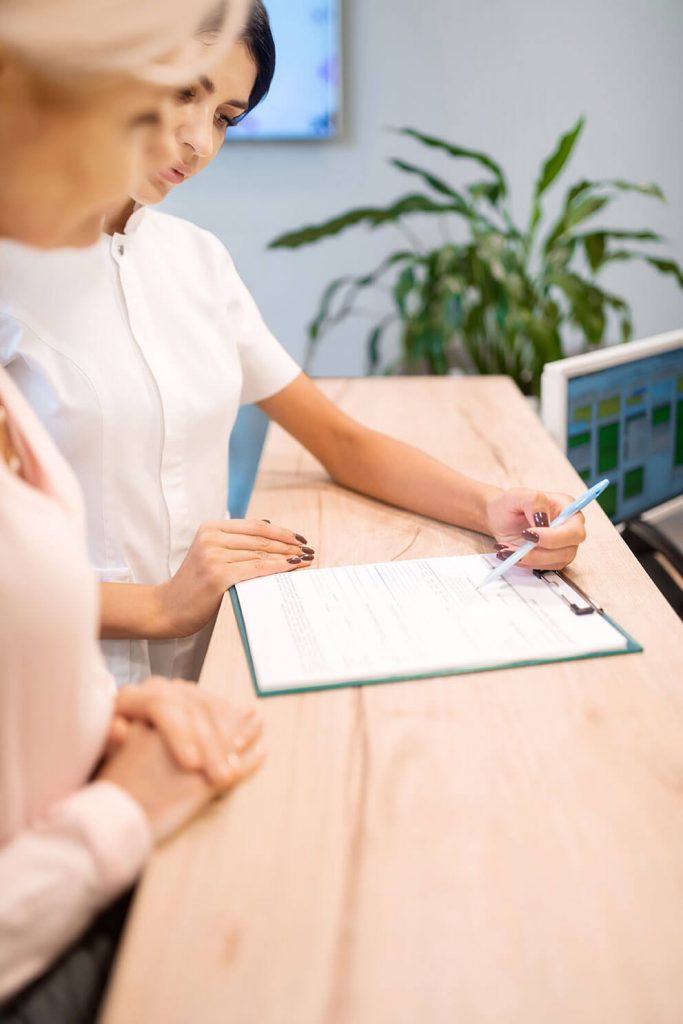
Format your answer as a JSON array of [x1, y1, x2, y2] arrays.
[[533, 512, 549, 528], [287, 556, 302, 564], [494, 542, 507, 551], [301, 554, 314, 561], [497, 550, 513, 561], [261, 519, 271, 524], [521, 529, 540, 543], [301, 546, 315, 554], [295, 534, 307, 544]]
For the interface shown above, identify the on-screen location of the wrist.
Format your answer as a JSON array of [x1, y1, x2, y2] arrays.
[[149, 582, 178, 639], [100, 581, 178, 641], [469, 480, 503, 535]]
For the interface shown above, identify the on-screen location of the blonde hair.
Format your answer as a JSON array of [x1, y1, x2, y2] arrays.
[[0, 0, 250, 84]]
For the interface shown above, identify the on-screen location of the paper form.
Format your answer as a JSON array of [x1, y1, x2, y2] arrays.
[[233, 555, 631, 694]]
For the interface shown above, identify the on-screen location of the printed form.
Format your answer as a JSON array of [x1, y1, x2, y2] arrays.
[[234, 555, 630, 694]]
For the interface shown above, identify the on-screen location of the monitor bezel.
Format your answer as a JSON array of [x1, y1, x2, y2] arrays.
[[541, 329, 683, 448]]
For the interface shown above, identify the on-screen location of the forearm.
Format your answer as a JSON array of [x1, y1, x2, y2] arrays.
[[260, 375, 501, 536], [100, 583, 171, 640], [0, 782, 149, 1002], [324, 427, 502, 535]]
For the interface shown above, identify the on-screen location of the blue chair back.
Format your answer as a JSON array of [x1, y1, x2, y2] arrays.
[[228, 405, 270, 519]]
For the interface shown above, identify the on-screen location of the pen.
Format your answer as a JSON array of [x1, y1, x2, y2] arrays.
[[477, 478, 611, 589]]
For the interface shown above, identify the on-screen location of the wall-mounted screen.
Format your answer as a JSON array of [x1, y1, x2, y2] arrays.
[[231, 0, 341, 141]]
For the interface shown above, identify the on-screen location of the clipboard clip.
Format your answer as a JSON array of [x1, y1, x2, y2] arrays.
[[533, 570, 604, 616]]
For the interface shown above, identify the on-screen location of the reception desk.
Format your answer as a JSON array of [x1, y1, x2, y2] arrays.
[[102, 377, 683, 1024]]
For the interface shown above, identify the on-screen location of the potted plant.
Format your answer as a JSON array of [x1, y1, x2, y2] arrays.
[[270, 117, 683, 396]]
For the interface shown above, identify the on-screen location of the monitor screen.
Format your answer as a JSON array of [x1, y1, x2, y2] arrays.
[[566, 348, 683, 521], [231, 0, 340, 141]]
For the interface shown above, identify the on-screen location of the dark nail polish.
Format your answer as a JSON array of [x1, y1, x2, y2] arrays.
[[494, 542, 507, 551], [301, 546, 315, 555], [261, 519, 271, 524], [295, 534, 307, 544], [301, 554, 314, 561], [521, 529, 540, 543], [496, 551, 511, 561], [533, 512, 550, 528], [287, 557, 302, 564]]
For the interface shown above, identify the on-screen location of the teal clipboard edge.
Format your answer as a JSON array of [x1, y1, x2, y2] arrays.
[[228, 587, 643, 699]]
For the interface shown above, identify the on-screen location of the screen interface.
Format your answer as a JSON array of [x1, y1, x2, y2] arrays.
[[231, 0, 339, 140], [566, 347, 683, 521]]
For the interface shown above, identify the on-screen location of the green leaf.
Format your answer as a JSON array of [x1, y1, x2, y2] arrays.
[[309, 275, 353, 341], [527, 117, 585, 243], [543, 195, 611, 253], [583, 233, 606, 273], [467, 180, 504, 205], [367, 316, 397, 372], [550, 271, 634, 347], [355, 250, 416, 288], [601, 178, 666, 201], [620, 312, 634, 343], [425, 331, 449, 375], [270, 194, 471, 249], [562, 179, 593, 209], [642, 256, 683, 288], [550, 270, 606, 343], [308, 251, 415, 344], [547, 180, 666, 259], [575, 228, 664, 246], [397, 127, 507, 196], [390, 159, 465, 204], [394, 265, 417, 316], [565, 177, 665, 206], [534, 117, 585, 200], [595, 251, 683, 291]]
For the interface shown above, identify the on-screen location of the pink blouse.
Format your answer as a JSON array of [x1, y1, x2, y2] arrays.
[[0, 367, 151, 1001]]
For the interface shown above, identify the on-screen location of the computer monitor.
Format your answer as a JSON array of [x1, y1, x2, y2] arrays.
[[541, 330, 683, 523]]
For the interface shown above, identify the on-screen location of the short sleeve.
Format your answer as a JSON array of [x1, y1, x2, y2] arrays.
[[221, 254, 301, 406]]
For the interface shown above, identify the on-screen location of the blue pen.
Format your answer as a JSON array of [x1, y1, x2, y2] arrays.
[[477, 478, 611, 589]]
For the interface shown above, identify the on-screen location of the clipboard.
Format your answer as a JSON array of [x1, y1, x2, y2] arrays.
[[229, 556, 642, 698]]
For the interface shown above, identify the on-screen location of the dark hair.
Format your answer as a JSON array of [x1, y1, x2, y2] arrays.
[[241, 0, 275, 113]]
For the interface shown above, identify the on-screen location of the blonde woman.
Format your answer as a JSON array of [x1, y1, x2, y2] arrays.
[[0, 2, 265, 1021], [0, 1, 588, 690]]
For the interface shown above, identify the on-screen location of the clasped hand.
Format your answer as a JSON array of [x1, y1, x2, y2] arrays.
[[98, 677, 265, 841]]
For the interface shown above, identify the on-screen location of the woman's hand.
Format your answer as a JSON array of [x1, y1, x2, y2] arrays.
[[485, 488, 586, 570], [155, 518, 315, 637], [104, 677, 263, 786], [97, 719, 265, 843]]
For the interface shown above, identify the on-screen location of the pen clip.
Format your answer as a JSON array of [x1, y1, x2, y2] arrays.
[[533, 570, 603, 616]]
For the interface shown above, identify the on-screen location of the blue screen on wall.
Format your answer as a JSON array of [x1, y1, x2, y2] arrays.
[[230, 0, 340, 141]]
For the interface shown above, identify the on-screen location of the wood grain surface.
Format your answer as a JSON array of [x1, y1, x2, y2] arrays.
[[102, 378, 683, 1024]]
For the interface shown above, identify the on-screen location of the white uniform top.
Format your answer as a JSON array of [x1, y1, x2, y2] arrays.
[[0, 208, 300, 684]]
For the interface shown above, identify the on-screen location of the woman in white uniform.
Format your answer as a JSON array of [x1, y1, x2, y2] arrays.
[[0, 1, 588, 690]]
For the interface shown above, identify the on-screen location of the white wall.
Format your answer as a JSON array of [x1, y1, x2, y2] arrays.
[[162, 0, 683, 377]]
